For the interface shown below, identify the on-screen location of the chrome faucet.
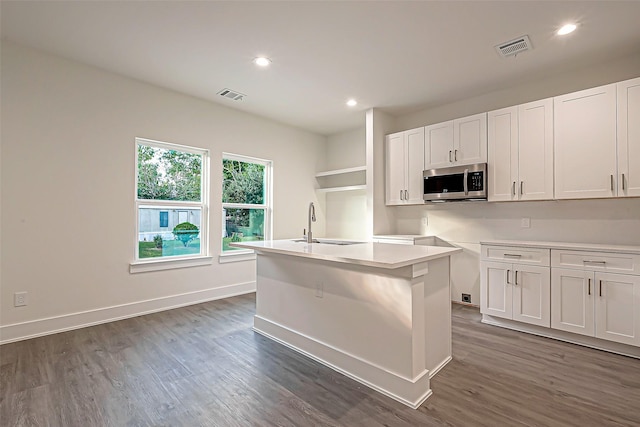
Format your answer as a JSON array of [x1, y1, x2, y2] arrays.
[[307, 202, 316, 243]]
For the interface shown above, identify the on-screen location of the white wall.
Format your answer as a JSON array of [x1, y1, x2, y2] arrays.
[[0, 41, 327, 342], [378, 52, 640, 305], [323, 127, 367, 239]]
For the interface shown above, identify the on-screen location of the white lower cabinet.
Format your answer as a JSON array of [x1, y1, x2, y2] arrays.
[[551, 260, 640, 347], [481, 246, 551, 327], [481, 241, 640, 352]]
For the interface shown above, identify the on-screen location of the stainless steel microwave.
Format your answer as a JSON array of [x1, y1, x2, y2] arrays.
[[423, 163, 487, 201]]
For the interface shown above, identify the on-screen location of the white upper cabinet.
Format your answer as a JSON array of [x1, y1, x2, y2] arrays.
[[617, 77, 640, 198], [454, 113, 488, 166], [425, 112, 487, 170], [385, 127, 425, 205], [424, 121, 454, 169], [554, 84, 617, 199], [488, 99, 553, 202]]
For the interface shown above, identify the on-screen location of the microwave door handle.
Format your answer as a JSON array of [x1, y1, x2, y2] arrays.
[[464, 169, 469, 195]]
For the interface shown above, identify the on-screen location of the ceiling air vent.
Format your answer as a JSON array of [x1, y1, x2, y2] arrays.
[[217, 88, 246, 101], [495, 35, 533, 58]]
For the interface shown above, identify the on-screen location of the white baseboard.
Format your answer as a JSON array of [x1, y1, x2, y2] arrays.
[[481, 314, 640, 359], [0, 282, 256, 345], [253, 315, 434, 409]]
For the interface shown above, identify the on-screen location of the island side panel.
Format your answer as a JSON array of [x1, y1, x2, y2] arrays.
[[422, 256, 452, 376], [254, 253, 417, 379]]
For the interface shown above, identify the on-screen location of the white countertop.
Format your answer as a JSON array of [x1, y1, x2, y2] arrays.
[[373, 234, 436, 241], [481, 239, 640, 255], [231, 239, 461, 269]]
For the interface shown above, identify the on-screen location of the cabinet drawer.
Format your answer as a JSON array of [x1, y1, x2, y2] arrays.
[[482, 245, 550, 266], [551, 250, 640, 274]]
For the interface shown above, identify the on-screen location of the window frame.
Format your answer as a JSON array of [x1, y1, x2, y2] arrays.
[[131, 137, 211, 273], [221, 152, 273, 260]]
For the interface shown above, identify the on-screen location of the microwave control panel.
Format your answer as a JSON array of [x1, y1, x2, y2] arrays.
[[468, 171, 484, 191]]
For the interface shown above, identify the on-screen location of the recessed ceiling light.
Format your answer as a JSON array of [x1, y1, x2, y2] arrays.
[[346, 99, 357, 107], [557, 23, 577, 36], [254, 57, 271, 67]]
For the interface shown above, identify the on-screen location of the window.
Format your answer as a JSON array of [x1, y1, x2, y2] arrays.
[[222, 153, 272, 253], [159, 211, 169, 228], [135, 138, 209, 262]]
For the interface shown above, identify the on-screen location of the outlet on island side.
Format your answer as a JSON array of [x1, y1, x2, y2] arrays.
[[315, 282, 323, 298], [461, 293, 471, 303]]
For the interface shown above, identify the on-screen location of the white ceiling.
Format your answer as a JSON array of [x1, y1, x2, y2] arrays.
[[2, 1, 640, 136]]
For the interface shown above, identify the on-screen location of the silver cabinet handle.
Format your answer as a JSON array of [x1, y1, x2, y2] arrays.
[[512, 182, 516, 196], [454, 149, 458, 161], [588, 278, 591, 295], [514, 270, 518, 286], [583, 260, 606, 265], [599, 280, 603, 297], [622, 173, 626, 191], [506, 269, 511, 284], [520, 181, 524, 195], [404, 189, 408, 200], [449, 150, 452, 162], [400, 190, 404, 200], [504, 253, 522, 258], [611, 174, 614, 191]]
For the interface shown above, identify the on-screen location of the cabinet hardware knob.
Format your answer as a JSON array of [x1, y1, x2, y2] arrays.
[[400, 190, 403, 200], [454, 150, 458, 161], [449, 150, 452, 162], [504, 253, 522, 258], [514, 270, 518, 286], [622, 173, 626, 191], [512, 182, 516, 196], [611, 174, 614, 191], [507, 269, 511, 284], [520, 181, 524, 195], [405, 189, 408, 200], [588, 278, 591, 296]]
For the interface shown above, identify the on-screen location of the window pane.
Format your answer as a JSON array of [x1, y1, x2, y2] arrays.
[[138, 207, 201, 258], [222, 208, 264, 251], [137, 144, 202, 202], [222, 159, 265, 204]]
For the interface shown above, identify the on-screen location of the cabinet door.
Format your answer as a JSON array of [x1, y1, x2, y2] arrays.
[[480, 261, 513, 320], [551, 268, 594, 337], [385, 133, 406, 205], [512, 264, 550, 327], [617, 77, 640, 197], [424, 121, 454, 169], [594, 272, 640, 346], [518, 98, 554, 201], [554, 84, 617, 199], [488, 106, 518, 201], [453, 112, 487, 165], [405, 127, 425, 204]]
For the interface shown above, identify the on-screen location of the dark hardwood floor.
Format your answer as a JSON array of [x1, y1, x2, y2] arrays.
[[2, 293, 639, 426]]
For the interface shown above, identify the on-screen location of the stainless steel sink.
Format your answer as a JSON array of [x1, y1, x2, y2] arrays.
[[291, 239, 364, 246]]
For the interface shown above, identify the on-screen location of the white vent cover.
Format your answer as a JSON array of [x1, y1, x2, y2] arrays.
[[217, 88, 246, 101], [495, 35, 533, 58]]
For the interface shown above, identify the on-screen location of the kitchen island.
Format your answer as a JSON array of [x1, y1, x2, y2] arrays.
[[230, 239, 461, 408]]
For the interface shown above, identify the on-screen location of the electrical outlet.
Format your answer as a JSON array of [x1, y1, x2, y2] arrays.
[[462, 293, 471, 303], [521, 217, 531, 228], [315, 282, 323, 298], [14, 292, 28, 307]]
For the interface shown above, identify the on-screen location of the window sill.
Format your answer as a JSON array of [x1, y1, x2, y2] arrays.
[[130, 256, 213, 274], [218, 251, 256, 264]]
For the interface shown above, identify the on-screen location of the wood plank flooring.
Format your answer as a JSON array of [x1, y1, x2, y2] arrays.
[[2, 293, 639, 426]]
